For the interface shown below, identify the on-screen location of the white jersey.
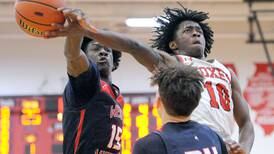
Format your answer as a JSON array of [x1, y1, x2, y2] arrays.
[[177, 55, 235, 142]]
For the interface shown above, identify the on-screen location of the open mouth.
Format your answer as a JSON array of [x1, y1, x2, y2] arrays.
[[98, 60, 107, 63], [193, 40, 201, 44], [97, 58, 109, 65], [98, 61, 108, 65], [98, 57, 107, 63]]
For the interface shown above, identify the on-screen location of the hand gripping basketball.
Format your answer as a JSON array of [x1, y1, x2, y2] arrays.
[[15, 0, 65, 37], [60, 7, 98, 34]]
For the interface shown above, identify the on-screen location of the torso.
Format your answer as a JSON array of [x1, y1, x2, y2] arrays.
[[63, 80, 123, 154], [154, 121, 227, 154], [176, 55, 235, 142]]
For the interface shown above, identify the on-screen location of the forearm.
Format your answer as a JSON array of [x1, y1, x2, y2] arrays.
[[238, 120, 254, 154], [84, 28, 160, 72], [64, 35, 89, 77], [230, 69, 255, 154], [85, 28, 141, 53], [64, 35, 82, 59]]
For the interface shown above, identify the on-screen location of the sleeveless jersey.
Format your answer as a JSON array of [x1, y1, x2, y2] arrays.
[[63, 63, 124, 154], [176, 55, 235, 142]]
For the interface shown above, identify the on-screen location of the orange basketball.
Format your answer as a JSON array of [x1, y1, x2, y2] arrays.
[[15, 0, 65, 37]]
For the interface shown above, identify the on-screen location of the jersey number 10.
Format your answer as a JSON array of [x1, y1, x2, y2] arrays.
[[204, 81, 231, 111]]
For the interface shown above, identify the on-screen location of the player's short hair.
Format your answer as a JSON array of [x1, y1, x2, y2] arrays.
[[151, 64, 204, 116], [81, 37, 122, 71], [152, 7, 214, 57]]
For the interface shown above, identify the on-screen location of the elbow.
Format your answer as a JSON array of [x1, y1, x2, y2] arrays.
[[64, 49, 82, 60], [64, 52, 74, 60]]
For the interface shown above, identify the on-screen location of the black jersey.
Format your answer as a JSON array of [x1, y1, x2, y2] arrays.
[[133, 121, 227, 154], [62, 61, 124, 154]]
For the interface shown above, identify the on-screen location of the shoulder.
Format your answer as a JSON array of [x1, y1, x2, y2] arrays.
[[67, 60, 99, 84], [211, 60, 233, 81], [135, 133, 164, 147], [133, 133, 166, 154], [193, 122, 227, 145], [191, 121, 219, 136], [155, 50, 179, 68]]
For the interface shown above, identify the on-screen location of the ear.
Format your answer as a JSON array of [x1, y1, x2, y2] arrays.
[[156, 96, 162, 109], [169, 41, 178, 50]]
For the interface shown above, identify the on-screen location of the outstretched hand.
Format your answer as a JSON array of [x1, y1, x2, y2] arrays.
[[44, 7, 89, 39], [227, 141, 247, 154]]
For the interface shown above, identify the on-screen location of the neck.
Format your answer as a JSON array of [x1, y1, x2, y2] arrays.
[[161, 112, 190, 125], [175, 50, 205, 60], [100, 74, 112, 84], [99, 69, 112, 83]]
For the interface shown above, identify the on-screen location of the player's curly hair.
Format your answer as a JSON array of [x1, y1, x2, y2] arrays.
[[152, 6, 214, 57], [81, 37, 122, 71]]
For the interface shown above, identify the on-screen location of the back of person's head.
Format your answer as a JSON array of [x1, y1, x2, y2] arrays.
[[151, 64, 204, 116], [81, 37, 122, 71], [152, 6, 214, 57]]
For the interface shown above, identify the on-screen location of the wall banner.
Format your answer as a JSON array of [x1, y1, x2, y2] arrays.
[[244, 63, 274, 135]]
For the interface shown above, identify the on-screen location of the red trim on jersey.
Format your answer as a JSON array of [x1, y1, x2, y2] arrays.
[[176, 55, 185, 63], [100, 80, 116, 98], [116, 95, 124, 107], [227, 68, 233, 82], [100, 80, 124, 107], [74, 109, 86, 154]]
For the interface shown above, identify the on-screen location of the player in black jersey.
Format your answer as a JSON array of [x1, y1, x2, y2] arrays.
[[133, 64, 228, 154], [63, 36, 123, 154], [46, 11, 124, 153]]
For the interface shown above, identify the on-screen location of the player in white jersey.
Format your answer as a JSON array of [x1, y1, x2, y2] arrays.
[[177, 55, 235, 142], [45, 5, 254, 154]]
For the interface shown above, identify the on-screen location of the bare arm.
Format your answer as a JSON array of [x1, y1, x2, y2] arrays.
[[45, 8, 90, 77], [84, 28, 160, 72], [64, 36, 89, 77], [230, 69, 254, 154], [45, 7, 176, 72]]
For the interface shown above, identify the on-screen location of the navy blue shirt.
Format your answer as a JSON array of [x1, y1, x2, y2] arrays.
[[62, 61, 123, 154], [133, 121, 228, 154]]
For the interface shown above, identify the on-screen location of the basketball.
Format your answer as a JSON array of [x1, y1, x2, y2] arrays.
[[14, 0, 65, 37]]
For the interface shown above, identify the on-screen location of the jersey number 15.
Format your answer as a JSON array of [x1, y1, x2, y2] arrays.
[[107, 124, 122, 151]]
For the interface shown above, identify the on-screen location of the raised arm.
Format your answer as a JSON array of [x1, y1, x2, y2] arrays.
[[45, 9, 101, 107], [229, 69, 254, 154], [84, 28, 160, 72], [60, 10, 90, 77], [44, 8, 93, 77], [45, 7, 178, 72], [64, 36, 89, 77]]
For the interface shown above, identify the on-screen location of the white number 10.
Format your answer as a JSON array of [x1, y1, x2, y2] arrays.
[[185, 146, 218, 154]]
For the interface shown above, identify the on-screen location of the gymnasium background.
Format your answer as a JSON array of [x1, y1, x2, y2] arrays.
[[0, 0, 274, 153]]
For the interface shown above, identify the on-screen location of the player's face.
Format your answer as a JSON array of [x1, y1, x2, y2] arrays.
[[86, 41, 114, 75], [173, 20, 206, 59]]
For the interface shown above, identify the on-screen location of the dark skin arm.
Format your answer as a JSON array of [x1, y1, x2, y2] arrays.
[[85, 29, 161, 72], [45, 7, 171, 72], [64, 37, 89, 77], [45, 8, 90, 77], [229, 69, 254, 154]]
